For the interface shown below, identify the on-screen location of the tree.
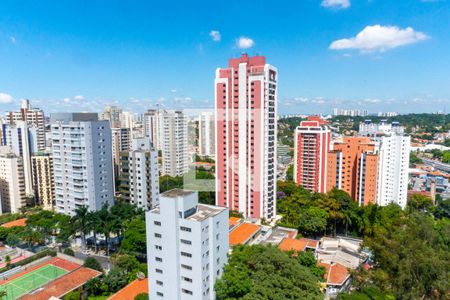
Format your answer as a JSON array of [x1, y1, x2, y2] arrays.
[[63, 248, 75, 257], [87, 210, 100, 253], [434, 199, 450, 219], [297, 207, 328, 237], [134, 293, 149, 300], [4, 255, 11, 267], [84, 257, 103, 272], [120, 218, 146, 255], [97, 203, 114, 256], [72, 206, 90, 249], [102, 267, 128, 293], [215, 245, 323, 300], [407, 194, 433, 213]]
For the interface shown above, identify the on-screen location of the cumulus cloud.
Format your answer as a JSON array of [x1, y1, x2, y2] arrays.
[[236, 36, 255, 49], [0, 92, 14, 104], [9, 36, 17, 43], [74, 95, 85, 101], [209, 30, 221, 42], [330, 25, 428, 53], [321, 0, 350, 9]]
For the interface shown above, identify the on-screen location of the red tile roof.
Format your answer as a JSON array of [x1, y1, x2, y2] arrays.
[[1, 218, 27, 228], [319, 262, 350, 286], [279, 238, 318, 252], [108, 278, 148, 300], [229, 217, 241, 228], [229, 223, 261, 246]]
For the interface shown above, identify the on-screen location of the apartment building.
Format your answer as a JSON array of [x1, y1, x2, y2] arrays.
[[327, 137, 378, 206], [143, 109, 160, 150], [215, 54, 277, 220], [5, 99, 46, 150], [159, 110, 188, 177], [50, 113, 114, 215], [111, 127, 132, 177], [118, 136, 160, 210], [31, 152, 55, 210], [294, 116, 331, 193], [146, 189, 228, 300], [198, 112, 215, 157], [0, 146, 27, 213]]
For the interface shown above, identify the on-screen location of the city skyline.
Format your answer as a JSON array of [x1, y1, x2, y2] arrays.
[[1, 0, 450, 115]]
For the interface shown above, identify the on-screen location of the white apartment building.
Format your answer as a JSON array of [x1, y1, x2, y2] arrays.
[[198, 112, 215, 157], [0, 146, 27, 213], [118, 136, 159, 210], [6, 99, 45, 151], [146, 189, 229, 300], [1, 121, 39, 196], [143, 109, 160, 150], [159, 110, 188, 177], [50, 113, 115, 215], [376, 134, 411, 208], [100, 105, 123, 128], [359, 121, 410, 208]]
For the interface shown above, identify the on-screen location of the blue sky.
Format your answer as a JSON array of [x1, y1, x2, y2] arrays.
[[0, 0, 449, 115]]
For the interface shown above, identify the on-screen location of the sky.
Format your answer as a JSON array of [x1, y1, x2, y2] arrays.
[[0, 0, 449, 115]]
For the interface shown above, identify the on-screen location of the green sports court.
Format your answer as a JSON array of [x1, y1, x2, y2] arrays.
[[0, 264, 68, 300]]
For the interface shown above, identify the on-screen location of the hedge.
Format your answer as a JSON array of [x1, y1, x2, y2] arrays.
[[0, 248, 57, 274]]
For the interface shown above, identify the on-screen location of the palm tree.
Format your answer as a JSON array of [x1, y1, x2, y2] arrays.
[[72, 206, 90, 249], [87, 211, 100, 253], [97, 204, 114, 256]]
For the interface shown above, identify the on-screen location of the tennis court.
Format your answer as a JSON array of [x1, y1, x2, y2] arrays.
[[0, 264, 68, 300]]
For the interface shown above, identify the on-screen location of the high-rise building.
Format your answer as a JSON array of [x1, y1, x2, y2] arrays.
[[120, 111, 135, 130], [143, 109, 160, 150], [198, 112, 215, 157], [376, 134, 410, 208], [100, 105, 123, 129], [50, 113, 114, 215], [146, 189, 228, 300], [111, 127, 132, 177], [0, 146, 27, 213], [215, 54, 277, 220], [31, 152, 55, 210], [118, 136, 160, 210], [294, 116, 331, 193], [6, 99, 45, 151], [359, 121, 410, 208], [159, 110, 188, 177], [327, 137, 378, 206], [1, 121, 39, 196]]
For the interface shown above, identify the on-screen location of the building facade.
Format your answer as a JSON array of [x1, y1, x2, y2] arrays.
[[119, 137, 160, 210], [146, 189, 228, 300], [159, 110, 188, 177], [0, 147, 27, 213], [198, 112, 215, 157], [5, 99, 46, 151], [143, 109, 160, 150], [215, 54, 277, 220], [111, 127, 132, 177], [31, 152, 55, 210], [294, 116, 331, 193], [50, 113, 114, 215], [327, 137, 379, 206]]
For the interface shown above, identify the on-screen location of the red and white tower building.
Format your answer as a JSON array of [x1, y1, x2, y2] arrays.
[[215, 54, 277, 220], [294, 116, 331, 193]]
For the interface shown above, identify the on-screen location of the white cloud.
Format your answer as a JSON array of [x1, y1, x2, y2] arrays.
[[9, 36, 17, 43], [63, 97, 71, 103], [209, 30, 221, 42], [74, 95, 85, 101], [330, 25, 428, 53], [236, 36, 255, 49], [0, 92, 13, 104], [321, 0, 351, 9]]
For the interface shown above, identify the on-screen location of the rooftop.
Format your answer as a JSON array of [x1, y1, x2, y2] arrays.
[[108, 278, 148, 300], [229, 223, 261, 246], [319, 262, 350, 286], [186, 204, 227, 222], [229, 217, 242, 229], [1, 218, 27, 228], [161, 189, 195, 198], [279, 238, 318, 252]]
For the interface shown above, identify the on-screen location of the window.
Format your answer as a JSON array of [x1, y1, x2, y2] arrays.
[[182, 289, 193, 295], [180, 239, 192, 245], [181, 251, 192, 258], [155, 268, 163, 274], [182, 276, 193, 282], [156, 280, 163, 286], [180, 226, 191, 232], [181, 264, 192, 270], [157, 292, 163, 297], [154, 233, 162, 238], [155, 257, 162, 262], [155, 245, 162, 250]]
